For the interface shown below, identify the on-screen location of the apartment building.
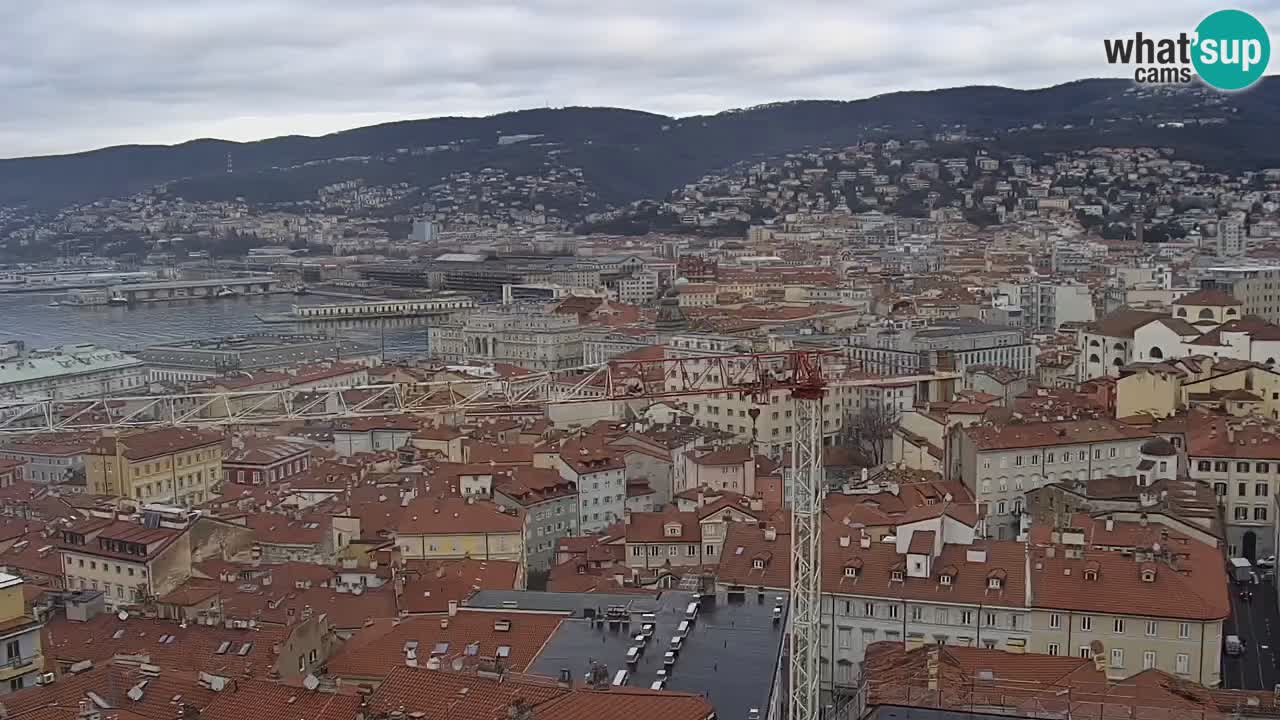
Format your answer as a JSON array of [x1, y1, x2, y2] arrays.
[[680, 445, 756, 495], [557, 436, 626, 533], [997, 280, 1097, 334], [0, 433, 94, 485], [84, 428, 225, 505], [492, 466, 579, 570], [718, 509, 1030, 693], [392, 496, 524, 564], [58, 518, 193, 607], [222, 436, 312, 485], [1180, 414, 1280, 559], [623, 511, 705, 572], [1028, 517, 1227, 687], [0, 573, 42, 694], [946, 419, 1151, 538], [1199, 266, 1280, 325], [665, 334, 846, 456]]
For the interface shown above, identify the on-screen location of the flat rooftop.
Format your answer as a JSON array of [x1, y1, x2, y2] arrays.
[[467, 589, 787, 720]]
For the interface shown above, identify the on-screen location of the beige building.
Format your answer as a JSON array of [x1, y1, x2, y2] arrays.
[[1027, 517, 1227, 687], [1116, 357, 1280, 420], [58, 518, 193, 607], [84, 428, 224, 505], [392, 496, 525, 565]]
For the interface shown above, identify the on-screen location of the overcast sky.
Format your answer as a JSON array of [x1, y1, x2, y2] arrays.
[[1, 0, 1277, 158]]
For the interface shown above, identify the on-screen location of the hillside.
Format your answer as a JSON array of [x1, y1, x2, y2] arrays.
[[3, 77, 1279, 211]]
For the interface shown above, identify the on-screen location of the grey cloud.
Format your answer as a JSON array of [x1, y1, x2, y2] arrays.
[[0, 0, 1277, 156]]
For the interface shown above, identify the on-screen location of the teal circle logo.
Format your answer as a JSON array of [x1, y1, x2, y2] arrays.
[[1192, 9, 1271, 91]]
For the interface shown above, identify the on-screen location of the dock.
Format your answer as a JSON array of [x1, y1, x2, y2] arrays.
[[256, 296, 474, 324], [111, 277, 280, 302]]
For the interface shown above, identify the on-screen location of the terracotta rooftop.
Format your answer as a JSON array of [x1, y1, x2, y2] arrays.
[[964, 418, 1150, 451], [325, 610, 563, 679], [1174, 287, 1243, 307]]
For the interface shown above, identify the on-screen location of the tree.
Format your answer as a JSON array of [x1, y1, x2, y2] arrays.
[[841, 403, 901, 466]]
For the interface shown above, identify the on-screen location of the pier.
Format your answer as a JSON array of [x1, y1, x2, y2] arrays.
[[106, 277, 281, 303], [256, 296, 474, 323]]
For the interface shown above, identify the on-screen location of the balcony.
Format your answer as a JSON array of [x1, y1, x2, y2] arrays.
[[0, 654, 40, 680]]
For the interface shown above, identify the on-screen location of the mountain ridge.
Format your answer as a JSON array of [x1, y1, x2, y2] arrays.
[[3, 77, 1278, 212]]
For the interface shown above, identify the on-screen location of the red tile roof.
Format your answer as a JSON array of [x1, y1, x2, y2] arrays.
[[200, 682, 360, 720], [325, 610, 563, 679], [964, 418, 1149, 450], [624, 511, 701, 543]]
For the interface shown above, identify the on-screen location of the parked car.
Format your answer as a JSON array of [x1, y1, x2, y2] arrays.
[[1258, 555, 1276, 569]]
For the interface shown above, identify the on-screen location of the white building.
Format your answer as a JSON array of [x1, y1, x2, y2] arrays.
[[427, 305, 583, 371], [0, 344, 146, 401], [947, 419, 1152, 538], [558, 437, 626, 533]]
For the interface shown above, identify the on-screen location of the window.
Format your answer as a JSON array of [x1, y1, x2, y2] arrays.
[[752, 559, 765, 570], [5, 640, 18, 660], [1175, 654, 1190, 674], [887, 605, 900, 620], [1198, 460, 1211, 472], [1046, 452, 1055, 465], [1047, 643, 1060, 656], [1049, 613, 1062, 629], [1081, 616, 1093, 631], [1256, 506, 1269, 521], [1179, 623, 1191, 639], [1215, 482, 1228, 496], [1109, 447, 1117, 458], [838, 627, 852, 650], [1216, 461, 1228, 472], [1143, 651, 1157, 670], [961, 611, 973, 625], [911, 606, 923, 621], [1239, 483, 1248, 497], [985, 612, 997, 627], [891, 570, 904, 582], [1258, 483, 1271, 497], [864, 602, 875, 617], [1080, 647, 1093, 659], [1235, 507, 1249, 521], [940, 574, 953, 586], [1110, 648, 1124, 668], [1015, 455, 1023, 467], [1259, 463, 1270, 473], [987, 577, 1002, 590], [1113, 618, 1125, 634], [1146, 620, 1158, 637], [1239, 462, 1251, 473]]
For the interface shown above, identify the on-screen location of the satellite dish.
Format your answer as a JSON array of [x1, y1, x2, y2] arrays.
[[117, 610, 129, 621], [451, 658, 465, 672], [302, 674, 319, 691]]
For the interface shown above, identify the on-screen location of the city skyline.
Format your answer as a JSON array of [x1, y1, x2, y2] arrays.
[[1, 0, 1277, 158]]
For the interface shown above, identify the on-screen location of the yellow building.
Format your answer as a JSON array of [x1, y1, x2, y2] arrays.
[[85, 428, 224, 506], [392, 496, 524, 564], [0, 573, 44, 694]]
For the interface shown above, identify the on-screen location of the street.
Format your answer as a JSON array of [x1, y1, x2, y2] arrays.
[[1222, 573, 1280, 690]]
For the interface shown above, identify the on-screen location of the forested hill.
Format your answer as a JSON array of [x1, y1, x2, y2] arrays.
[[2, 77, 1278, 210]]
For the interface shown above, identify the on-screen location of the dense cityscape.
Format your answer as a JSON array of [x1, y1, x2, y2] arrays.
[[1, 17, 1280, 720]]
